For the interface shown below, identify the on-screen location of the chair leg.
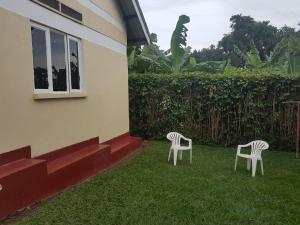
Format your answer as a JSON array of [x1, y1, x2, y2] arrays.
[[168, 149, 172, 162], [173, 149, 178, 166], [179, 150, 183, 160], [234, 155, 238, 171], [190, 148, 192, 164], [251, 158, 257, 177], [247, 159, 251, 171], [260, 160, 264, 175]]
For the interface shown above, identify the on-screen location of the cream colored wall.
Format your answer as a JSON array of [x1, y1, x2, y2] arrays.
[[91, 0, 124, 22], [0, 7, 130, 156], [59, 0, 127, 44]]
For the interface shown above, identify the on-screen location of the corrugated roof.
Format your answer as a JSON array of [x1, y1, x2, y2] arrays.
[[117, 0, 150, 46]]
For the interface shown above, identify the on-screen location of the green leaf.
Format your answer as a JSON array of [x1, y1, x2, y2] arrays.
[[170, 15, 190, 72]]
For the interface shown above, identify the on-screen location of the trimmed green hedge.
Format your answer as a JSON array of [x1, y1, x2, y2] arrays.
[[129, 71, 300, 150]]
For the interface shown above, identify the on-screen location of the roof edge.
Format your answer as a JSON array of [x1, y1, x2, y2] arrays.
[[117, 0, 150, 46], [131, 0, 150, 45]]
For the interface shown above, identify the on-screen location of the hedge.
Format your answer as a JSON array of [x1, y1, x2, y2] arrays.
[[129, 70, 300, 150]]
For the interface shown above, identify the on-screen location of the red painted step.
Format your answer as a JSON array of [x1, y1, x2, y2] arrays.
[[0, 134, 143, 220], [109, 136, 143, 163], [47, 144, 110, 174], [0, 158, 47, 219], [45, 144, 111, 195], [0, 146, 31, 166], [37, 137, 100, 162], [0, 159, 44, 178], [110, 137, 132, 153]]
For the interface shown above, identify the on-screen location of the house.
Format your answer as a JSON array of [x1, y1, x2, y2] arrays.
[[0, 0, 149, 219]]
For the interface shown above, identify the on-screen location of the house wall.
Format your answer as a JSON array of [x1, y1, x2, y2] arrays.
[[59, 0, 126, 44], [92, 0, 124, 22], [0, 0, 130, 156]]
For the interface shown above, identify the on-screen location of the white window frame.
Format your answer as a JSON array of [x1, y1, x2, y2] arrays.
[[31, 22, 83, 94]]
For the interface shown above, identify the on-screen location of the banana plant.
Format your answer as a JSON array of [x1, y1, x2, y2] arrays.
[[234, 40, 264, 69], [127, 33, 171, 73], [267, 36, 300, 73], [127, 47, 137, 71], [170, 15, 191, 72], [127, 15, 191, 73]]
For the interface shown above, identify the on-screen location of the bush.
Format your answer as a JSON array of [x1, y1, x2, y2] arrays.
[[129, 70, 300, 150]]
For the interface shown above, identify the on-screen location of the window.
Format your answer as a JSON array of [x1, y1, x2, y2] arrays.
[[31, 27, 49, 90], [68, 37, 81, 91], [31, 23, 83, 93]]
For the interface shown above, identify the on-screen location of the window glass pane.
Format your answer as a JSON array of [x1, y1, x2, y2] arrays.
[[31, 27, 49, 89], [50, 31, 67, 92], [69, 39, 80, 90]]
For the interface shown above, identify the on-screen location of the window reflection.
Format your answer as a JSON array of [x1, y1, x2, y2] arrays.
[[31, 27, 49, 89], [69, 39, 80, 90], [50, 31, 67, 92]]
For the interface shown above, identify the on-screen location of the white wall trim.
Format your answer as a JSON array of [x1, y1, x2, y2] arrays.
[[76, 0, 125, 32], [0, 0, 126, 55]]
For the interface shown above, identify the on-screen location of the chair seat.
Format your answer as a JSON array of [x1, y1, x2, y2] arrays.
[[237, 153, 262, 160], [176, 146, 191, 151]]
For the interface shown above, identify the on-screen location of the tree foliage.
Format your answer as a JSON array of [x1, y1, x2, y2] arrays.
[[128, 13, 299, 74], [192, 45, 227, 63], [219, 14, 280, 61]]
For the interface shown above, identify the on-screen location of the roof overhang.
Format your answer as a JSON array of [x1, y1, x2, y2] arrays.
[[117, 0, 150, 46]]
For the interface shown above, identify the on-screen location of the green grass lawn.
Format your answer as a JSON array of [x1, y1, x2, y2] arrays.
[[15, 141, 300, 225]]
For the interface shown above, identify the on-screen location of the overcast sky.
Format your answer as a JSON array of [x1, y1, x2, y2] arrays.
[[139, 0, 300, 51]]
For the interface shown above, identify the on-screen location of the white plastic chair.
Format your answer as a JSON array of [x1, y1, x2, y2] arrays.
[[167, 132, 192, 166], [234, 140, 269, 177]]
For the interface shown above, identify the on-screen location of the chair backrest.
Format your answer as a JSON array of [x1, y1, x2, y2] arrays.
[[167, 132, 183, 147], [250, 140, 269, 157]]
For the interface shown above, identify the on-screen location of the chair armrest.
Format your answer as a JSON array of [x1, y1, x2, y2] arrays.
[[182, 136, 192, 148], [238, 143, 252, 148], [237, 143, 251, 154]]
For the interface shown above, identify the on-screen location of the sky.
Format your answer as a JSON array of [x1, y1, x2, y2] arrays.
[[138, 0, 300, 51]]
